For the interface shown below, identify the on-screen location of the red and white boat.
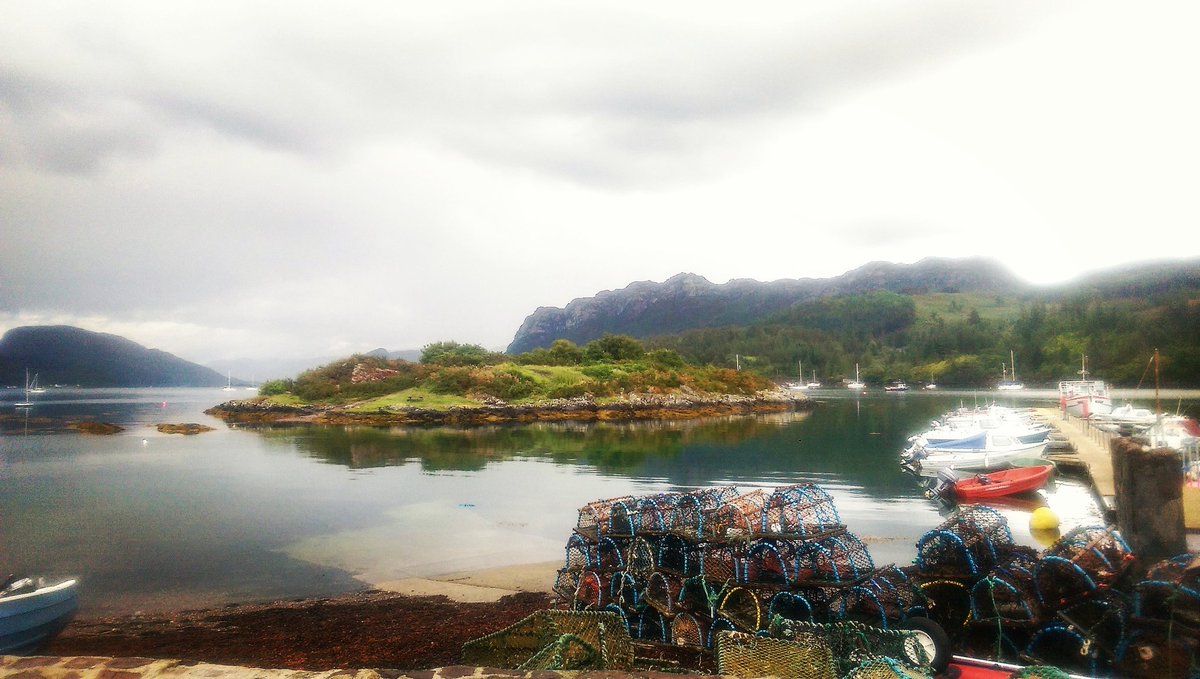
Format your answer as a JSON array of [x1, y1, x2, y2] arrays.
[[1058, 355, 1111, 419]]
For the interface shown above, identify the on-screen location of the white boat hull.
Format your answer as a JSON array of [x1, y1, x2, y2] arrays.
[[0, 579, 79, 655], [904, 441, 1048, 474]]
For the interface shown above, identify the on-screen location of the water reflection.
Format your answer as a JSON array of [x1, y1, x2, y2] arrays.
[[250, 411, 812, 475]]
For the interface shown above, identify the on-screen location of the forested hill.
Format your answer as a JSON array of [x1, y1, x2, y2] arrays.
[[507, 257, 1023, 354], [506, 257, 1200, 387], [0, 325, 229, 388]]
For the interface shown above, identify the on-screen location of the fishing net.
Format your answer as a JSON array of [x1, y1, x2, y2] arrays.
[[769, 618, 934, 677], [915, 506, 1013, 579], [715, 630, 838, 679], [553, 568, 581, 607], [839, 564, 929, 628], [460, 609, 634, 671], [915, 579, 972, 641], [1008, 666, 1074, 679], [842, 657, 934, 679], [1133, 554, 1200, 631], [1034, 526, 1132, 608]]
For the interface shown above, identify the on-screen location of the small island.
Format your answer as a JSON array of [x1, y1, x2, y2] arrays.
[[206, 337, 809, 427]]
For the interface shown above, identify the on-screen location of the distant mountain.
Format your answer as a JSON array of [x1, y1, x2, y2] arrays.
[[0, 325, 230, 388], [207, 349, 423, 383], [507, 257, 1026, 353]]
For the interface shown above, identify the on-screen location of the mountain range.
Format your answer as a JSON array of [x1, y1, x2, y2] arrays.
[[507, 257, 1030, 353]]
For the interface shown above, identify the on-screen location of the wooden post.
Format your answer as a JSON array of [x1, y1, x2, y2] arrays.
[[1111, 437, 1187, 560]]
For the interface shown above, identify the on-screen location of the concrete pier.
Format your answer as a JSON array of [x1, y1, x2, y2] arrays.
[[1033, 407, 1200, 535]]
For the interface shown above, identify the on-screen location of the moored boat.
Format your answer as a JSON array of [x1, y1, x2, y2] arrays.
[[1058, 355, 1111, 418], [0, 577, 79, 655], [950, 464, 1054, 500], [901, 435, 1048, 474]]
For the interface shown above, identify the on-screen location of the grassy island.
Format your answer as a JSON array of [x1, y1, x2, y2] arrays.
[[206, 336, 809, 426]]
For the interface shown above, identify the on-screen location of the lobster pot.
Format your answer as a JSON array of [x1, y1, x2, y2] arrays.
[[678, 576, 722, 617], [767, 590, 817, 625], [838, 565, 926, 628], [1044, 526, 1132, 579], [657, 534, 700, 577], [626, 535, 658, 576], [643, 571, 684, 617], [1035, 527, 1132, 608], [969, 548, 1041, 625], [1055, 592, 1130, 660], [574, 570, 611, 609], [915, 506, 1013, 578], [741, 539, 797, 586], [762, 483, 843, 537], [669, 486, 740, 539], [792, 585, 847, 623], [708, 489, 768, 540], [1024, 623, 1102, 676], [553, 569, 582, 608], [576, 495, 639, 541], [794, 533, 875, 584], [915, 579, 972, 635], [1134, 554, 1200, 629], [706, 617, 740, 648], [769, 620, 935, 678], [715, 631, 838, 679], [698, 542, 740, 583], [461, 609, 635, 672], [670, 612, 707, 647], [637, 606, 670, 644], [634, 493, 680, 534], [718, 586, 765, 633], [564, 533, 594, 571], [595, 536, 628, 571], [607, 571, 641, 611]]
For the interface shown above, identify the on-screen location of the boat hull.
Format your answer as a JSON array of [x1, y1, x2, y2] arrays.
[[906, 441, 1048, 474], [0, 579, 79, 655], [953, 465, 1054, 500]]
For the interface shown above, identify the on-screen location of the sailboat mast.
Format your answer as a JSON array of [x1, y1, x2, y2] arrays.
[[1154, 348, 1161, 416], [1010, 350, 1017, 381]]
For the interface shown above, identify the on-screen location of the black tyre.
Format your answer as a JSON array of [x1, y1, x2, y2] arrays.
[[899, 615, 951, 673]]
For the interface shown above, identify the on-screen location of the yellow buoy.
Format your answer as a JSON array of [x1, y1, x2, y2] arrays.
[[1030, 506, 1060, 531]]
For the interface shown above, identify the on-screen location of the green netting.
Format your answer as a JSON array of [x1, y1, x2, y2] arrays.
[[715, 630, 838, 679], [460, 609, 634, 671], [843, 656, 934, 679], [770, 618, 933, 677], [1009, 664, 1074, 679]]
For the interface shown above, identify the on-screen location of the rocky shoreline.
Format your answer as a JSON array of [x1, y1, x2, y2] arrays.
[[205, 389, 810, 427]]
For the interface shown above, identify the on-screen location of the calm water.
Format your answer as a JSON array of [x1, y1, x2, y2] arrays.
[[2, 386, 1195, 614]]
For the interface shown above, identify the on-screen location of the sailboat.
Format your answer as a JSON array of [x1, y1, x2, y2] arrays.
[[847, 363, 866, 390], [222, 371, 236, 392], [806, 369, 822, 389], [14, 370, 36, 408], [27, 373, 46, 394], [997, 350, 1025, 390]]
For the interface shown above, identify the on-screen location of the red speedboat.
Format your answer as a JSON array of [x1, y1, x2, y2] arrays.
[[952, 464, 1054, 500]]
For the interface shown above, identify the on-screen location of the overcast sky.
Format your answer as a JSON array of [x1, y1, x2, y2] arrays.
[[2, 1, 1198, 365]]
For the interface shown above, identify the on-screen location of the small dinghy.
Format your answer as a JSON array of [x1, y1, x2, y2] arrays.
[[0, 576, 79, 655], [951, 464, 1054, 500]]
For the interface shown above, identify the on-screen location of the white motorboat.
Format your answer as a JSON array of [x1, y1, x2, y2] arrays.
[[0, 577, 79, 655], [901, 433, 1049, 475]]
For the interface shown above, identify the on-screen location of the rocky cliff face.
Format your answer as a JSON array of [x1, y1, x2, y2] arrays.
[[506, 257, 1023, 353]]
